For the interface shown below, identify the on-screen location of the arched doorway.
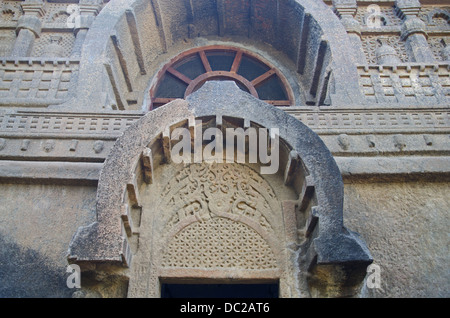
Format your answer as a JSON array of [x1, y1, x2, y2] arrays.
[[68, 81, 372, 297], [128, 162, 296, 297], [160, 283, 279, 298], [60, 0, 364, 111]]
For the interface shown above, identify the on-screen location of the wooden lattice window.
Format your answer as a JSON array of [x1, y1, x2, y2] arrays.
[[149, 45, 294, 110]]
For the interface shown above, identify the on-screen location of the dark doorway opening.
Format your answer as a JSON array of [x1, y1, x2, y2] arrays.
[[161, 283, 279, 298]]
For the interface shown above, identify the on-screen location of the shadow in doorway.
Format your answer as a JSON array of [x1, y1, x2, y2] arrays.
[[161, 283, 279, 298]]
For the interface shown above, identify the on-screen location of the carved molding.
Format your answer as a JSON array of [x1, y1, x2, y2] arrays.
[[2, 105, 448, 136], [0, 106, 448, 164], [68, 81, 372, 297], [357, 64, 450, 105], [161, 216, 278, 270], [0, 58, 79, 106], [160, 163, 279, 237]]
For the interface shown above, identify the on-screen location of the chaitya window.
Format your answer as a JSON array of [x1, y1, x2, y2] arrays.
[[149, 45, 294, 110]]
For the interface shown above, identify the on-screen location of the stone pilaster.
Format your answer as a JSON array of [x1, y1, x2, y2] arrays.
[[71, 0, 102, 57], [441, 38, 450, 62], [333, 0, 367, 65], [375, 37, 402, 65], [10, 0, 45, 57], [395, 0, 436, 63]]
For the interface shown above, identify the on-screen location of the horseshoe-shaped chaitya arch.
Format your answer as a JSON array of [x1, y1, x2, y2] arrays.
[[68, 81, 372, 297], [60, 0, 364, 110]]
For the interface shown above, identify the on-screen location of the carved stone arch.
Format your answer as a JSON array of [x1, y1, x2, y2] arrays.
[[426, 9, 450, 25], [57, 0, 364, 110], [46, 10, 70, 24], [136, 162, 290, 297], [1, 3, 21, 21], [68, 81, 372, 297]]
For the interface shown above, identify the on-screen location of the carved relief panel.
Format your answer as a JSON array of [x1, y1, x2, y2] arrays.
[[128, 162, 296, 298]]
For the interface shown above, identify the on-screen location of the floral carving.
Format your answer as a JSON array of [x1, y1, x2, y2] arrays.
[[361, 35, 409, 64], [162, 163, 278, 234], [158, 163, 280, 270], [161, 217, 278, 269], [428, 37, 446, 61]]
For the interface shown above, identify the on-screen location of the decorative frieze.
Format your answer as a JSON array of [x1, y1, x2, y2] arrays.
[[0, 58, 79, 106], [2, 106, 449, 138], [418, 6, 450, 28], [357, 64, 450, 105], [354, 4, 403, 28], [0, 29, 15, 56], [0, 106, 448, 164], [322, 133, 450, 157], [0, 136, 115, 161], [375, 37, 403, 65], [291, 108, 450, 133], [32, 32, 75, 58], [334, 2, 450, 66], [361, 34, 409, 64], [0, 111, 137, 136], [0, 1, 23, 25]]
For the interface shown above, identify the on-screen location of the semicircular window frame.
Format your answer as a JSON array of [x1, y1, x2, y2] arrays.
[[149, 45, 295, 110]]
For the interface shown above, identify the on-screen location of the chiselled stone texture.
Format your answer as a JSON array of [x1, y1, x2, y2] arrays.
[[333, 1, 450, 106], [0, 59, 79, 106], [357, 64, 450, 105], [428, 37, 447, 61], [361, 35, 409, 64], [31, 32, 75, 57], [160, 163, 278, 236], [150, 162, 284, 293], [0, 29, 15, 56], [42, 2, 72, 27], [354, 4, 403, 27], [331, 2, 450, 72], [418, 6, 450, 28], [344, 182, 450, 297], [0, 0, 448, 298], [0, 1, 23, 24], [158, 163, 280, 270], [0, 110, 138, 162], [0, 111, 137, 136], [162, 217, 277, 270], [290, 108, 450, 133]]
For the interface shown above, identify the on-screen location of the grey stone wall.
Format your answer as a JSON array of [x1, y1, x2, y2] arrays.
[[0, 184, 97, 297], [344, 181, 449, 298], [0, 0, 448, 298]]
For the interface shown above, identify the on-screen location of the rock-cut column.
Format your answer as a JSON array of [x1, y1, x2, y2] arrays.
[[70, 0, 102, 58], [332, 0, 367, 65], [10, 0, 45, 57], [395, 0, 436, 63]]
